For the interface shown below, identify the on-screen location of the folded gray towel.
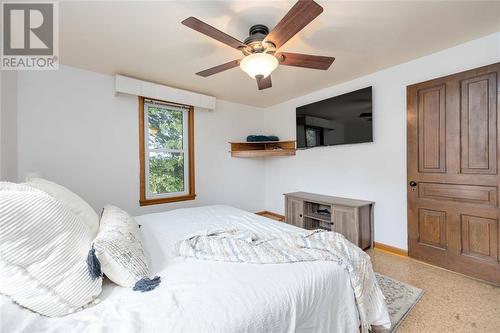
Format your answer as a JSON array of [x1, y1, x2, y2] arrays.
[[246, 135, 279, 142]]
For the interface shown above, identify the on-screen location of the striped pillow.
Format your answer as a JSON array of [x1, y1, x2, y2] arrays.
[[24, 178, 100, 236], [0, 182, 102, 317], [93, 205, 149, 288]]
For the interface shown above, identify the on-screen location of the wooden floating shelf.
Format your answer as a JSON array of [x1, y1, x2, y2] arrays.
[[229, 140, 296, 158]]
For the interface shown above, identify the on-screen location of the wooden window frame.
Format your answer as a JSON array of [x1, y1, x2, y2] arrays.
[[139, 96, 195, 206]]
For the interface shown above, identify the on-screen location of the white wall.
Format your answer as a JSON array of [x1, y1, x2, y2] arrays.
[[0, 70, 18, 182], [263, 32, 500, 250], [16, 65, 265, 216]]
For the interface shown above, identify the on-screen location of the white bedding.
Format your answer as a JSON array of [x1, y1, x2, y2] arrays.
[[1, 205, 390, 333]]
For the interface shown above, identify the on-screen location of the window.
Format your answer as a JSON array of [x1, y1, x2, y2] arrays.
[[139, 97, 195, 205]]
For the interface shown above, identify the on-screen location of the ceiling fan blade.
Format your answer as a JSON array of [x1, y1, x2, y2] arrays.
[[182, 17, 247, 50], [196, 60, 241, 77], [264, 0, 323, 49], [276, 52, 334, 70], [256, 75, 272, 90]]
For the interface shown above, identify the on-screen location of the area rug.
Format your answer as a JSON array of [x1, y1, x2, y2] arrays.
[[373, 273, 424, 332]]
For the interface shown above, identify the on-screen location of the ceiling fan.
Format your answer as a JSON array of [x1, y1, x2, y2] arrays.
[[181, 0, 335, 91]]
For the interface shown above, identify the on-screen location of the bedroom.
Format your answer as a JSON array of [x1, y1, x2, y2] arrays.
[[0, 0, 499, 332]]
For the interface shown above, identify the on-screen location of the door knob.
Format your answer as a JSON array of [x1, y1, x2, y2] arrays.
[[409, 181, 417, 187]]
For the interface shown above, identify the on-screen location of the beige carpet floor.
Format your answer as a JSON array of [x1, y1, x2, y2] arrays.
[[368, 249, 500, 332]]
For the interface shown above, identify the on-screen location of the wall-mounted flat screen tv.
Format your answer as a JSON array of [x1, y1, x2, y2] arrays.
[[296, 86, 373, 149]]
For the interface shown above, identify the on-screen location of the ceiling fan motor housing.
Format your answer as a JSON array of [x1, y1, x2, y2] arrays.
[[248, 24, 269, 38], [243, 24, 275, 55]]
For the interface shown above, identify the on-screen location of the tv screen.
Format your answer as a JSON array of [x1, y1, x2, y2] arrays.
[[296, 87, 373, 149]]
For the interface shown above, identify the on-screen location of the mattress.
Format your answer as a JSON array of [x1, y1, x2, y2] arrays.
[[0, 205, 390, 333]]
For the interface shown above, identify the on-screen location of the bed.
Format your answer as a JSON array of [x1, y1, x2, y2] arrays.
[[1, 205, 390, 333]]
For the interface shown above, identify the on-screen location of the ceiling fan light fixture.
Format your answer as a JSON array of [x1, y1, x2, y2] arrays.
[[183, 0, 333, 90], [239, 53, 278, 79]]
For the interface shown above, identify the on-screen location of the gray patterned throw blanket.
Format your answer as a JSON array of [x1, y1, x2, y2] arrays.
[[177, 229, 389, 332]]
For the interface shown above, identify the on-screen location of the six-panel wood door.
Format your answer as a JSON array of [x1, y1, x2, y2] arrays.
[[407, 63, 500, 285]]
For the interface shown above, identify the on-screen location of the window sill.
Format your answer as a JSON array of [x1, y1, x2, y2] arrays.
[[139, 194, 196, 206]]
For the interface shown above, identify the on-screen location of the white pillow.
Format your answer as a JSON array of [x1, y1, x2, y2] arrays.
[[93, 205, 151, 288], [0, 182, 102, 317], [24, 178, 99, 236]]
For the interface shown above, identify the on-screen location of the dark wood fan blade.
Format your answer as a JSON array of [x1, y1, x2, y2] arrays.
[[256, 75, 272, 90], [182, 17, 246, 50], [196, 60, 241, 77], [264, 0, 323, 49], [276, 52, 334, 70]]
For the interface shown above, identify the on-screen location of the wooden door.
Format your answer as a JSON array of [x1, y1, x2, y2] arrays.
[[286, 197, 304, 228], [407, 63, 500, 285]]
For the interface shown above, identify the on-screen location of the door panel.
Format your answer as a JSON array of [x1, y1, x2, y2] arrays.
[[418, 182, 497, 206], [460, 215, 498, 263], [417, 208, 447, 249], [417, 85, 446, 173], [286, 198, 304, 228], [332, 205, 357, 245], [407, 63, 500, 285], [460, 73, 497, 174]]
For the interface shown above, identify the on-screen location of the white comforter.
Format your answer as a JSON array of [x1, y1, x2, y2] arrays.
[[1, 205, 390, 333]]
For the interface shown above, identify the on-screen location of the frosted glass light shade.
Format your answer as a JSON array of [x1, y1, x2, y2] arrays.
[[240, 53, 279, 79]]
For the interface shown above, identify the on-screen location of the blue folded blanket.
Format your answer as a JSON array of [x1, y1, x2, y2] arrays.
[[246, 135, 280, 142]]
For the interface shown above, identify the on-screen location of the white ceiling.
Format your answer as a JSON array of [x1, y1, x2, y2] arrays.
[[59, 1, 500, 107]]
